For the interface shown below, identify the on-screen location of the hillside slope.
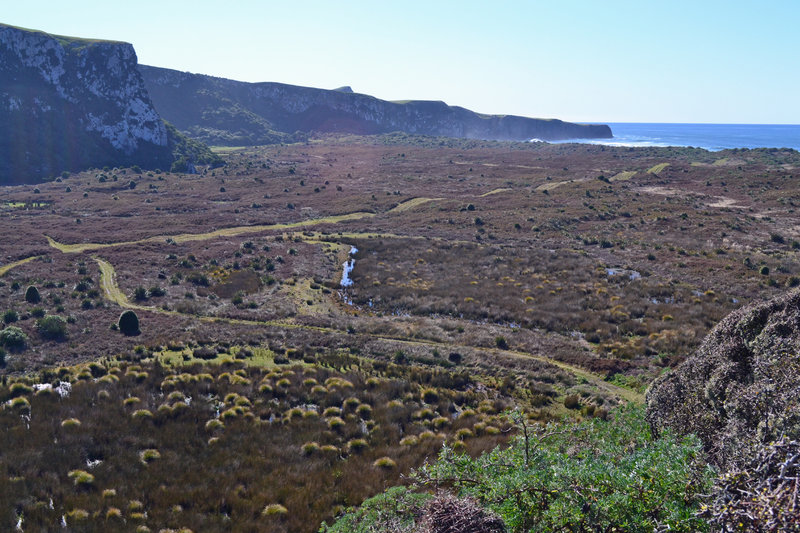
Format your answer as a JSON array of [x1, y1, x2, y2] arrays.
[[140, 65, 612, 146]]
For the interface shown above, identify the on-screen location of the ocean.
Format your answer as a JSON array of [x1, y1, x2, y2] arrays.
[[553, 123, 800, 152]]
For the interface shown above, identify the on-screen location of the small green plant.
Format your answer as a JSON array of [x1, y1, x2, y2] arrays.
[[3, 309, 19, 324], [0, 326, 28, 350], [36, 315, 68, 340]]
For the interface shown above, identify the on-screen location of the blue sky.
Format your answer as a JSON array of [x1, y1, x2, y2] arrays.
[[4, 0, 799, 124]]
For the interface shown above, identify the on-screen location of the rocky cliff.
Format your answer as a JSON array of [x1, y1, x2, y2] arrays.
[[0, 24, 175, 183], [140, 65, 612, 146]]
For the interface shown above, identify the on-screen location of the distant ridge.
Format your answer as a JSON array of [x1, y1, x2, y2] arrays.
[[139, 65, 612, 147]]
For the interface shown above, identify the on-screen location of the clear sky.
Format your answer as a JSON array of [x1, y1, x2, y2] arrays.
[[4, 0, 799, 124]]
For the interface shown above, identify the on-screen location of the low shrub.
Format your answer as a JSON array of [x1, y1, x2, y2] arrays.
[[0, 326, 27, 350], [36, 315, 68, 340]]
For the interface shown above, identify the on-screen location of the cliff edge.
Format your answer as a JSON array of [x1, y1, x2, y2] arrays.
[[0, 24, 173, 183], [140, 65, 612, 147]]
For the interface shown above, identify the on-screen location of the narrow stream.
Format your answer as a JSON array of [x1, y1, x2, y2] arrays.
[[340, 246, 358, 305]]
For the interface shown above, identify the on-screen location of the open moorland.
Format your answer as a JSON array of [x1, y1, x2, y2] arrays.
[[1, 135, 799, 531]]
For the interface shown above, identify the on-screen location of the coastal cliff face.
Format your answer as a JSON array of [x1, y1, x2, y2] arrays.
[[0, 24, 172, 183], [140, 65, 612, 146]]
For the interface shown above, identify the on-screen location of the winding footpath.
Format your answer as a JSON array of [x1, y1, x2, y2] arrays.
[[0, 210, 642, 404]]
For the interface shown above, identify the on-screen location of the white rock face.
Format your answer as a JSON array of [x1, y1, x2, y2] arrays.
[[0, 24, 167, 153]]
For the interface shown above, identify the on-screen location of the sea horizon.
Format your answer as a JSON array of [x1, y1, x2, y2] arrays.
[[553, 122, 800, 152]]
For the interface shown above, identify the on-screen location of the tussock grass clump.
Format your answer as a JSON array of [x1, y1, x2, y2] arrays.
[[61, 417, 81, 428], [68, 469, 95, 486], [9, 396, 30, 411], [400, 435, 419, 446], [262, 503, 288, 516], [131, 409, 153, 420], [301, 441, 320, 455], [347, 438, 369, 453], [139, 448, 161, 464], [9, 381, 33, 397], [323, 406, 342, 417], [373, 456, 397, 469], [67, 508, 89, 521], [205, 419, 224, 432], [0, 355, 509, 532], [327, 416, 346, 430], [356, 404, 373, 419]]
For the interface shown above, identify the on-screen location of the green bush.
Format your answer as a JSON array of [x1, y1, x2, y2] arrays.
[[118, 310, 140, 336], [331, 405, 713, 533], [3, 309, 19, 324], [25, 285, 41, 304], [0, 326, 28, 350], [36, 315, 68, 340], [417, 405, 711, 532]]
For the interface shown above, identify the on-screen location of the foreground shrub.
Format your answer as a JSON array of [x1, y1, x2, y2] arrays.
[[418, 405, 711, 531], [331, 405, 712, 532]]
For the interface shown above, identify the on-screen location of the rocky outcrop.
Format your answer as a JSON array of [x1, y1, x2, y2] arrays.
[[0, 24, 173, 183], [140, 65, 612, 147], [646, 289, 800, 469]]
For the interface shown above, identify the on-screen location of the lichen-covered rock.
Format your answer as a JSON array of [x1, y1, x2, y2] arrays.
[[646, 288, 800, 469], [0, 23, 172, 182], [140, 65, 612, 147]]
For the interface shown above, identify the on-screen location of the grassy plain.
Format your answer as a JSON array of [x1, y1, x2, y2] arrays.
[[1, 134, 799, 531]]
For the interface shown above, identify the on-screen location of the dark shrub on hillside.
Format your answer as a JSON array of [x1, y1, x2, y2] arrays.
[[0, 326, 28, 350], [36, 315, 67, 340], [647, 288, 800, 469], [193, 346, 216, 360], [118, 310, 140, 336], [24, 285, 41, 304], [3, 310, 19, 324]]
